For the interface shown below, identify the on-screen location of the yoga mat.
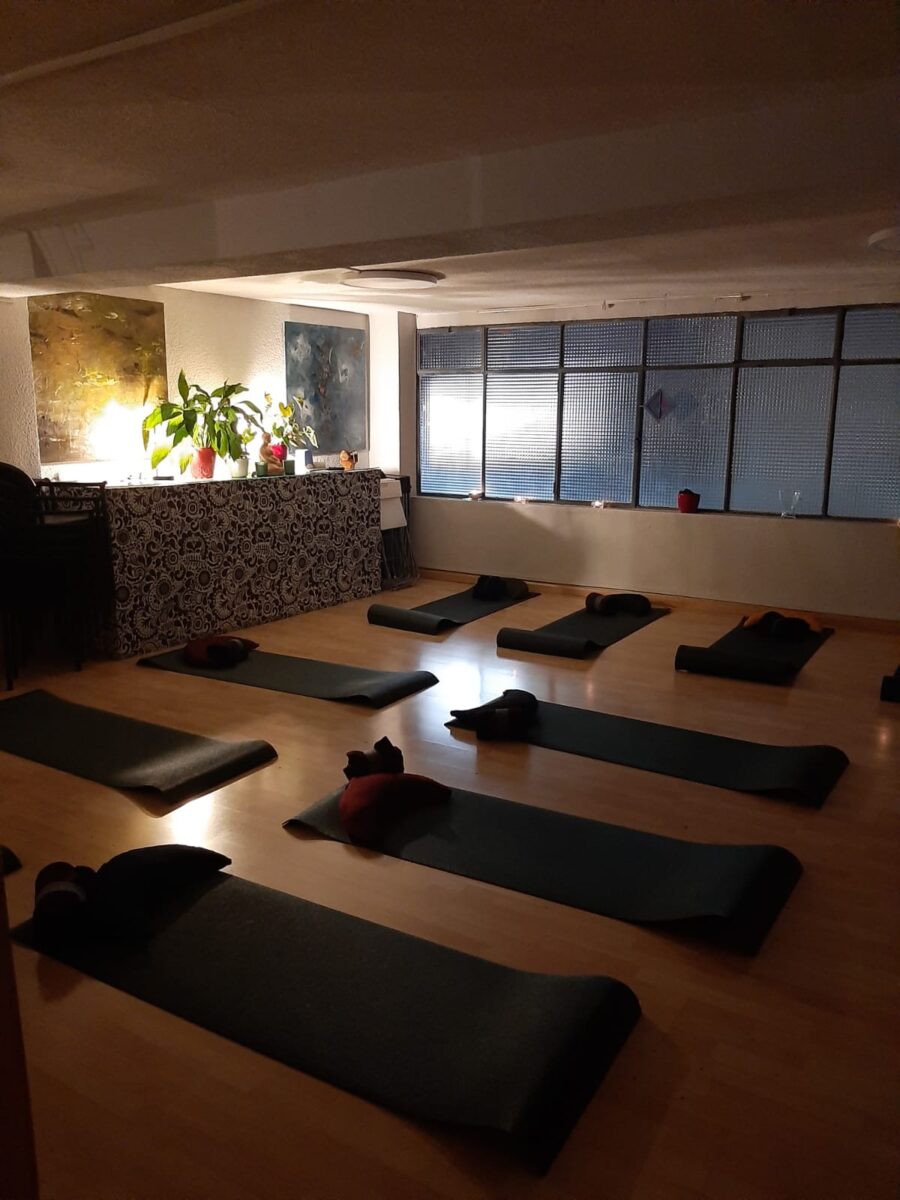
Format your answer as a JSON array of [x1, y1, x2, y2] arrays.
[[0, 845, 21, 876], [12, 872, 639, 1171], [448, 697, 847, 808], [368, 582, 537, 635], [675, 621, 833, 684], [288, 789, 802, 952], [497, 605, 669, 659], [881, 668, 900, 703], [0, 691, 276, 802], [138, 649, 438, 708]]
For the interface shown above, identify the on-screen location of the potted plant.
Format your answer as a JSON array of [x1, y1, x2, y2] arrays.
[[143, 372, 263, 479], [266, 393, 318, 468]]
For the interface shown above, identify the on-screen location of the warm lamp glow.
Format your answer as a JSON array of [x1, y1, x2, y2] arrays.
[[88, 398, 140, 460]]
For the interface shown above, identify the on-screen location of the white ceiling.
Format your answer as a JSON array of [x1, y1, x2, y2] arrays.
[[168, 208, 900, 319]]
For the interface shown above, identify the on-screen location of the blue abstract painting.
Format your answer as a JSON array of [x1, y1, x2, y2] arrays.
[[284, 322, 368, 454]]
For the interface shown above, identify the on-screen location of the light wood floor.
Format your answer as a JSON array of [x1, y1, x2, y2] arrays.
[[2, 582, 898, 1200]]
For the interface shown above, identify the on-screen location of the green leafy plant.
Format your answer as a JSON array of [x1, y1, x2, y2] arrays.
[[142, 372, 264, 474], [267, 392, 318, 453]]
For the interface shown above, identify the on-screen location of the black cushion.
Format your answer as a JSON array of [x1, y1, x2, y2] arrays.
[[586, 592, 652, 617], [95, 844, 231, 921]]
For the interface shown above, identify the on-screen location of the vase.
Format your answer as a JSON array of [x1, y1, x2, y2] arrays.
[[191, 448, 216, 479], [677, 489, 700, 513], [230, 456, 249, 479]]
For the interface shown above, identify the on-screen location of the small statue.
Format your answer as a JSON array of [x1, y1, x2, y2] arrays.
[[259, 431, 284, 475], [339, 449, 358, 471]]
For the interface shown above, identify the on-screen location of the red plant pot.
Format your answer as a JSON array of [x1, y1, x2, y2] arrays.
[[677, 489, 700, 513], [190, 447, 216, 479]]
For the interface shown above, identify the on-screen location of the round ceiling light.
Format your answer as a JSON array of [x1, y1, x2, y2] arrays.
[[343, 269, 441, 291], [867, 226, 900, 253]]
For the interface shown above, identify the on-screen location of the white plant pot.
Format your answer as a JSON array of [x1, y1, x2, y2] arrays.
[[230, 456, 249, 479]]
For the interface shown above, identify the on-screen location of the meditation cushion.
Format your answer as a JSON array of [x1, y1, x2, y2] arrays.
[[344, 736, 405, 781], [94, 844, 232, 933], [744, 610, 822, 639], [448, 689, 538, 741], [585, 592, 652, 617], [183, 635, 259, 669], [339, 773, 451, 845], [472, 575, 530, 601]]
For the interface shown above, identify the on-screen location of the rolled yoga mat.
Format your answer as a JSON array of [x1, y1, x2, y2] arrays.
[[497, 597, 670, 659], [881, 667, 900, 703], [447, 693, 848, 808], [675, 619, 833, 685], [138, 649, 438, 709], [0, 690, 276, 802], [12, 869, 640, 1171], [288, 787, 802, 952], [368, 576, 537, 635]]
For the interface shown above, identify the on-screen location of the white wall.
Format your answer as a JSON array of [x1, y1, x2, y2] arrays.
[[0, 288, 389, 480], [411, 498, 899, 620]]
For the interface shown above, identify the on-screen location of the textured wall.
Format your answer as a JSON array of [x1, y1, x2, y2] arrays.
[[0, 288, 371, 478], [0, 300, 40, 474]]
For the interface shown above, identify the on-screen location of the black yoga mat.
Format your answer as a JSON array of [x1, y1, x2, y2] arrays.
[[497, 605, 669, 659], [881, 668, 900, 703], [12, 872, 639, 1171], [675, 621, 833, 684], [1, 844, 21, 876], [0, 691, 276, 802], [138, 649, 438, 708], [368, 583, 537, 636], [448, 697, 847, 807], [288, 789, 801, 952]]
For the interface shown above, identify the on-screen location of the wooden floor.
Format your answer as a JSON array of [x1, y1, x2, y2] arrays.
[[2, 581, 898, 1200]]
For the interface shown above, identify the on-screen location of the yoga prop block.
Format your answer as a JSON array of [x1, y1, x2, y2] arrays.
[[0, 844, 22, 876], [497, 595, 669, 659], [881, 668, 900, 703], [139, 649, 438, 709], [0, 690, 276, 802], [289, 787, 802, 952], [12, 868, 640, 1171], [367, 576, 537, 636], [448, 693, 847, 808], [675, 617, 833, 685]]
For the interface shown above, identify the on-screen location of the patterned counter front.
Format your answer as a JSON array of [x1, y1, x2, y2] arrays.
[[105, 470, 381, 658]]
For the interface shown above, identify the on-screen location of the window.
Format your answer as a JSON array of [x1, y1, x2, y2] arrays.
[[417, 305, 900, 519]]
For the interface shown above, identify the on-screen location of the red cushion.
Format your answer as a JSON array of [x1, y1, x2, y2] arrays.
[[339, 773, 451, 844], [184, 635, 259, 667]]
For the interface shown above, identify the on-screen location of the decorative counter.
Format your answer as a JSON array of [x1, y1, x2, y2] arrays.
[[104, 470, 381, 658]]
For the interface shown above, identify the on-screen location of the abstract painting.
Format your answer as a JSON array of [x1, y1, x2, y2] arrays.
[[28, 292, 167, 463], [284, 322, 367, 454]]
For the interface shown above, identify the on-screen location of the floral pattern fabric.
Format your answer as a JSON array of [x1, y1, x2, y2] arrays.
[[105, 471, 381, 657]]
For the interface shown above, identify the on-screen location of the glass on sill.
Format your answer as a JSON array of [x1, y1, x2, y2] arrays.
[[779, 488, 801, 518]]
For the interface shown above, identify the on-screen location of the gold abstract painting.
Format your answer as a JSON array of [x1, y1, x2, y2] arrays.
[[28, 292, 168, 463]]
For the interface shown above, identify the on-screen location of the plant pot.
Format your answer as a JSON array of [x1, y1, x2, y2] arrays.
[[677, 489, 700, 513], [191, 447, 217, 479], [230, 456, 249, 479]]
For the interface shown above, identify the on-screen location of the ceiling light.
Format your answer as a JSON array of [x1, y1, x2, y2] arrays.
[[343, 269, 441, 291], [867, 226, 900, 253]]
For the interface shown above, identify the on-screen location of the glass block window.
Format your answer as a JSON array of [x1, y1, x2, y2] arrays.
[[743, 311, 837, 360], [639, 369, 732, 510], [486, 324, 560, 371], [730, 366, 832, 514], [419, 327, 483, 371], [828, 365, 900, 518], [485, 373, 558, 499], [559, 373, 638, 502], [417, 306, 898, 519], [418, 374, 483, 494], [563, 320, 643, 368], [842, 307, 900, 359], [646, 315, 737, 365]]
